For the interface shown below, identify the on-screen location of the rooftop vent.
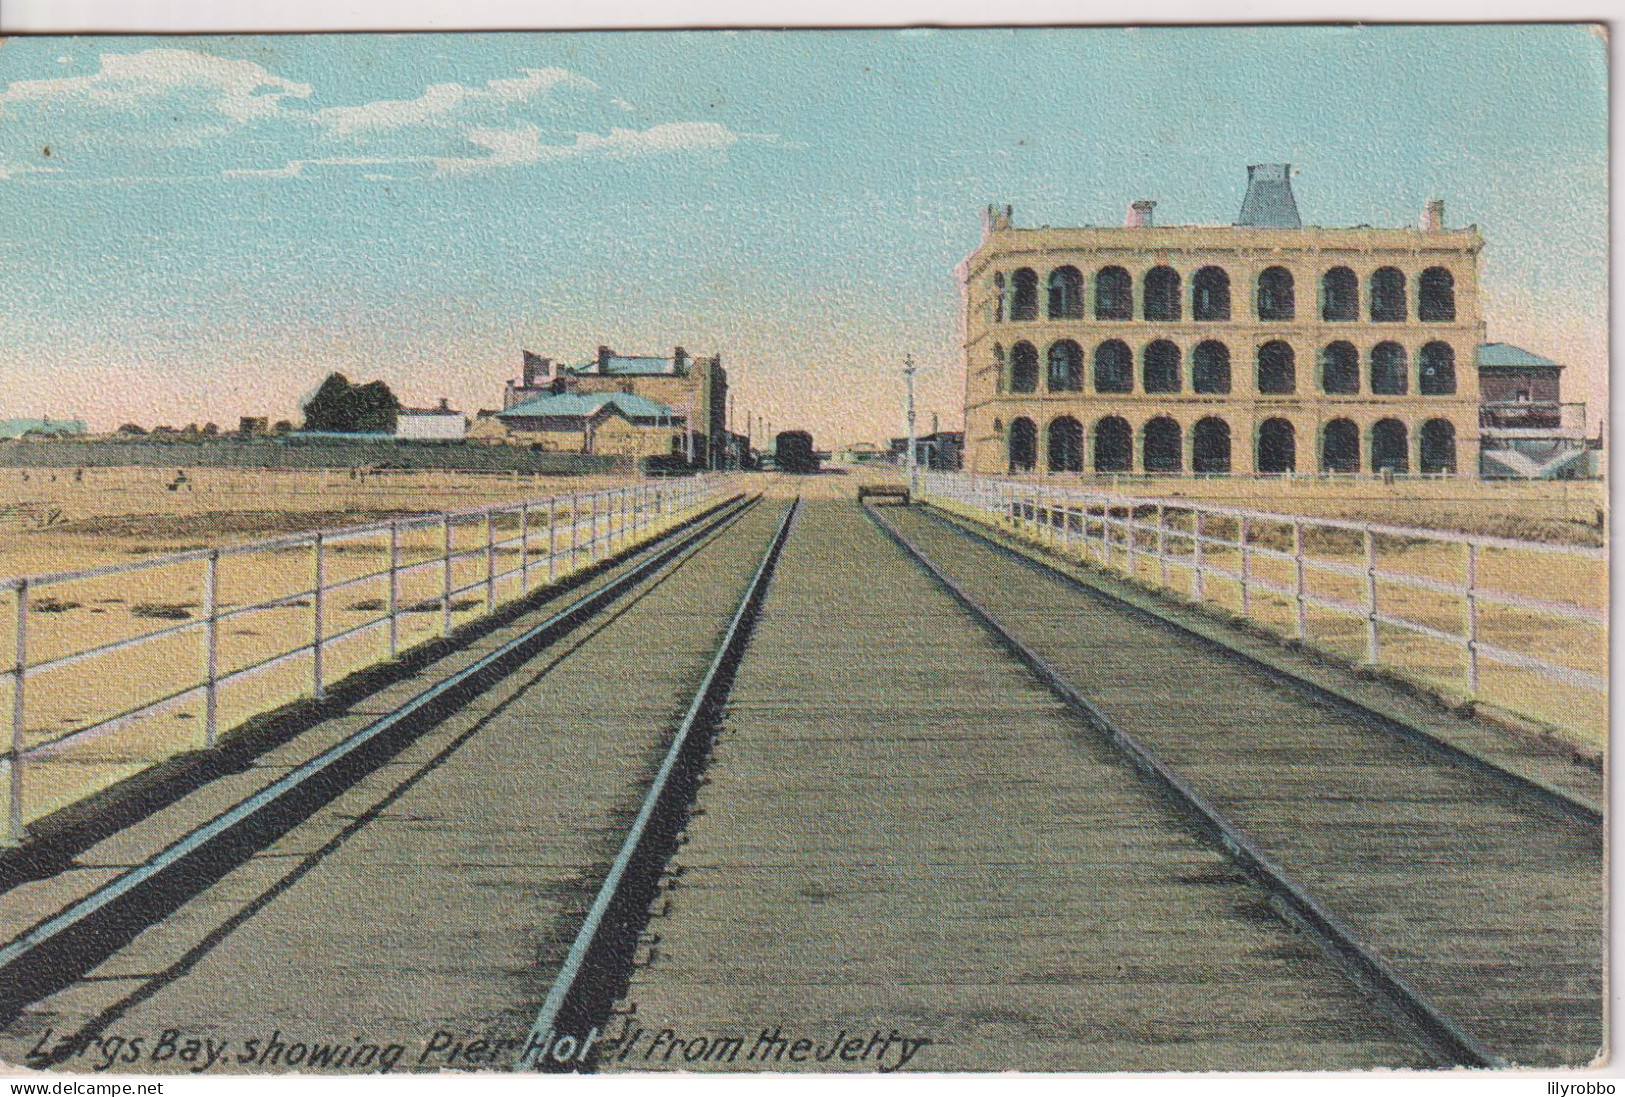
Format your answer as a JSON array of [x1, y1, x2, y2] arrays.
[[1236, 163, 1302, 229]]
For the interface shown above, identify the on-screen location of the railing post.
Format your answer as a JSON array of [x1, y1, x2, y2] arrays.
[[1363, 527, 1380, 665], [484, 510, 496, 614], [547, 497, 557, 584], [7, 580, 27, 845], [1157, 504, 1168, 585], [312, 532, 326, 701], [519, 502, 531, 595], [1293, 521, 1308, 640], [387, 521, 400, 658], [1192, 511, 1205, 601], [203, 550, 220, 748], [569, 492, 580, 574], [441, 515, 453, 638], [1126, 503, 1137, 577], [591, 492, 601, 560], [1239, 516, 1251, 617], [1464, 542, 1480, 698]]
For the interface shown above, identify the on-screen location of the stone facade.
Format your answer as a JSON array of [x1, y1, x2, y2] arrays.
[[961, 171, 1486, 478]]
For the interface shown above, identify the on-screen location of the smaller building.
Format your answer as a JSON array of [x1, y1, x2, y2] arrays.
[[1476, 343, 1596, 478], [0, 418, 85, 440], [889, 430, 965, 471], [395, 398, 467, 441], [471, 391, 685, 460]]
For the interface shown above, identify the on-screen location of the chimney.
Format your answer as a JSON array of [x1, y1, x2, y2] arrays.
[[1126, 200, 1156, 227], [1236, 163, 1302, 228], [673, 346, 688, 372], [597, 346, 612, 370], [437, 397, 450, 412], [1421, 199, 1445, 231]]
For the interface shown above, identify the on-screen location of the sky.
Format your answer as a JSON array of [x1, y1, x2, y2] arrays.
[[0, 25, 1608, 447]]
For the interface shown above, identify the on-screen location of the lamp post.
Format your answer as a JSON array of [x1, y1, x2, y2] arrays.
[[903, 354, 918, 496]]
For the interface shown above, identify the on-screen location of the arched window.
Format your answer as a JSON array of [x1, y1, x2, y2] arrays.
[[1257, 266, 1295, 321], [1048, 416, 1084, 472], [1093, 416, 1132, 472], [1193, 267, 1230, 321], [1370, 267, 1407, 322], [991, 273, 1006, 324], [1257, 418, 1296, 474], [1047, 266, 1084, 320], [1008, 417, 1037, 473], [1047, 340, 1083, 392], [1010, 268, 1039, 321], [1419, 341, 1456, 395], [1095, 266, 1132, 320], [1094, 340, 1133, 393], [1193, 341, 1231, 394], [992, 344, 1006, 394], [1143, 340, 1182, 393], [1371, 419, 1409, 473], [1419, 419, 1457, 474], [1192, 417, 1231, 474], [1419, 267, 1456, 322], [1370, 342, 1408, 395], [1321, 418, 1360, 473], [1257, 341, 1295, 394], [1321, 266, 1358, 321], [1010, 341, 1039, 393], [1143, 417, 1182, 473], [1320, 341, 1360, 394], [1143, 266, 1182, 321]]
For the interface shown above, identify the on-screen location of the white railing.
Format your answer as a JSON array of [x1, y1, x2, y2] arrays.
[[921, 471, 1606, 725], [1, 475, 726, 843]]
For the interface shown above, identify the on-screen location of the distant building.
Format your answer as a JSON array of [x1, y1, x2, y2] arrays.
[[502, 345, 728, 468], [395, 398, 467, 441], [889, 430, 964, 471], [1476, 343, 1597, 478], [470, 390, 685, 459], [962, 164, 1482, 477], [0, 418, 86, 440]]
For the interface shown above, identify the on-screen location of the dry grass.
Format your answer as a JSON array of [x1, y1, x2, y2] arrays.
[[996, 473, 1607, 547], [932, 493, 1607, 755], [0, 466, 720, 828]]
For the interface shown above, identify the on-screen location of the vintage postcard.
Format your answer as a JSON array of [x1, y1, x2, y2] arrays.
[[0, 23, 1607, 1080]]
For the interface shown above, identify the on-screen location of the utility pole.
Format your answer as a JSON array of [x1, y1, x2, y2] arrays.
[[903, 353, 918, 496]]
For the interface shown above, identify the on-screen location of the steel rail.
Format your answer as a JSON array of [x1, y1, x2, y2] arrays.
[[919, 502, 1602, 824], [515, 497, 801, 1072], [863, 502, 1505, 1070], [0, 492, 757, 1014]]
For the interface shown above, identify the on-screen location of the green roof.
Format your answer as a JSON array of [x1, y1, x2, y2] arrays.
[[0, 418, 85, 439], [1477, 343, 1561, 369], [497, 391, 679, 421]]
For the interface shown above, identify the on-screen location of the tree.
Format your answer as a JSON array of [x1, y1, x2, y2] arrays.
[[302, 372, 401, 433], [201, 422, 219, 437], [116, 423, 147, 435]]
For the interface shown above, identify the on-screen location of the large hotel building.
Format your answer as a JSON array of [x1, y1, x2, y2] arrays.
[[960, 165, 1484, 477]]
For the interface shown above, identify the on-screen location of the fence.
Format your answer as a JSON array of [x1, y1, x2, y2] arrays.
[[1, 475, 727, 843], [921, 472, 1606, 743]]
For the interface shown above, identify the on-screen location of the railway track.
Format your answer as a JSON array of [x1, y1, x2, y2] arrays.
[[0, 491, 1601, 1074], [0, 492, 800, 1072], [591, 499, 1489, 1073], [869, 501, 1604, 1069]]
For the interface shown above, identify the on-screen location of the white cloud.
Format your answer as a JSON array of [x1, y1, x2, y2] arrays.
[[0, 48, 313, 123], [313, 67, 595, 137], [432, 121, 746, 174], [0, 50, 782, 184], [0, 164, 66, 181]]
